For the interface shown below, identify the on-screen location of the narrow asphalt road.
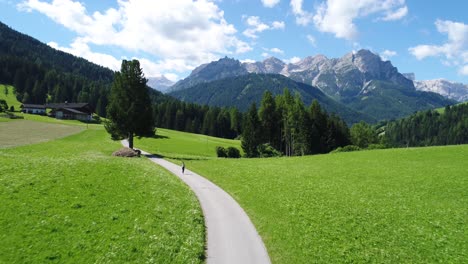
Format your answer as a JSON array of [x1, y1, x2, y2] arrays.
[[121, 141, 271, 264]]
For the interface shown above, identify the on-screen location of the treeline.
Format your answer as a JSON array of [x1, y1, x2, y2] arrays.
[[384, 104, 468, 147], [0, 56, 111, 116], [0, 22, 116, 115], [242, 90, 351, 157], [153, 100, 242, 139]]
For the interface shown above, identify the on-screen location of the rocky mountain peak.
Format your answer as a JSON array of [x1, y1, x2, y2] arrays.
[[147, 75, 175, 93], [263, 57, 286, 73], [414, 79, 468, 102]]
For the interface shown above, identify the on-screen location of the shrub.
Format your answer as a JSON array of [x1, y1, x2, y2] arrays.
[[331, 145, 361, 153], [257, 143, 282, 158], [226, 147, 241, 158], [215, 146, 228, 158], [9, 106, 15, 112], [367, 144, 387, 150]]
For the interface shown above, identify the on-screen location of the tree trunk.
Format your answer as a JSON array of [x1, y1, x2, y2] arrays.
[[128, 132, 134, 149]]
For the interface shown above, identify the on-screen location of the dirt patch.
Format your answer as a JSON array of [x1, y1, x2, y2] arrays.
[[112, 147, 141, 157]]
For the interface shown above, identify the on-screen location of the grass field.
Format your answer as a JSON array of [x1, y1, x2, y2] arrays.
[[0, 120, 83, 148], [0, 84, 21, 111], [135, 128, 242, 159], [0, 128, 205, 263], [176, 145, 468, 263]]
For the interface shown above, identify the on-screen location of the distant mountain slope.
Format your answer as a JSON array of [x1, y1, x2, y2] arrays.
[[170, 57, 248, 92], [169, 73, 375, 124], [0, 21, 114, 83], [147, 76, 175, 93], [0, 21, 173, 117], [171, 50, 454, 120], [414, 79, 468, 102]]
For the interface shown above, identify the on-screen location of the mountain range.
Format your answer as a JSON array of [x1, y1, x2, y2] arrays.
[[414, 79, 468, 102], [170, 50, 455, 121], [170, 73, 375, 124], [147, 76, 175, 93]]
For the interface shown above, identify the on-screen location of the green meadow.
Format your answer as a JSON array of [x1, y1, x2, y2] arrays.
[[0, 126, 205, 263], [2, 100, 466, 263], [135, 128, 242, 159], [0, 84, 22, 111], [177, 145, 467, 263]]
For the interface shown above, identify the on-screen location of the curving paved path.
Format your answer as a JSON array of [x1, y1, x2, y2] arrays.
[[121, 141, 271, 264]]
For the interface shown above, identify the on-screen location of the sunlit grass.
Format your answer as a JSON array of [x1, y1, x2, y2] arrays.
[[182, 145, 468, 263], [135, 128, 242, 159], [0, 129, 205, 263], [0, 84, 21, 111]]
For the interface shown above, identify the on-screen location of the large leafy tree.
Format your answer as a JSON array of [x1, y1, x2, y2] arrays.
[[105, 60, 155, 149]]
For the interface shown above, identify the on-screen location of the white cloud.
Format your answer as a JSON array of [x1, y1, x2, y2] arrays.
[[240, 58, 256, 63], [306, 34, 316, 46], [381, 6, 408, 21], [261, 0, 280, 8], [290, 0, 313, 26], [409, 19, 468, 76], [270, 47, 284, 54], [243, 16, 285, 39], [261, 52, 270, 57], [284, 56, 301, 64], [164, 73, 179, 82], [380, 49, 397, 61], [48, 39, 121, 71], [272, 21, 285, 29], [18, 0, 251, 77], [459, 65, 468, 76], [297, 0, 408, 40]]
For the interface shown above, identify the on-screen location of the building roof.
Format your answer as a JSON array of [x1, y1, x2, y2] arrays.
[[46, 103, 90, 109], [56, 107, 88, 115], [21, 104, 47, 109]]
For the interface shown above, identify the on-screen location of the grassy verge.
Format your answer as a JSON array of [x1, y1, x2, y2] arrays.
[[0, 84, 21, 111], [135, 128, 241, 159], [181, 146, 467, 263], [0, 129, 205, 263]]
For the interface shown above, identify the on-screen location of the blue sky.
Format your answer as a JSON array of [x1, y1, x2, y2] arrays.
[[1, 0, 467, 83]]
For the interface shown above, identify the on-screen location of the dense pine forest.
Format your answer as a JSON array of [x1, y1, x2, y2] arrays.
[[242, 90, 350, 157], [0, 22, 115, 116], [383, 103, 468, 147]]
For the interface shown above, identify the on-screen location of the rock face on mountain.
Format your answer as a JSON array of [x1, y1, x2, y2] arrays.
[[414, 79, 468, 102], [169, 50, 454, 121], [170, 57, 247, 92], [147, 76, 174, 93], [244, 49, 414, 100], [170, 73, 375, 124]]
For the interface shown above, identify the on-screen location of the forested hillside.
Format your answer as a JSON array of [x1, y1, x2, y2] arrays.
[[0, 21, 116, 115], [170, 73, 374, 124], [383, 103, 468, 147]]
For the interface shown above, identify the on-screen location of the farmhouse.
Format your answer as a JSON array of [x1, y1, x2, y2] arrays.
[[47, 102, 93, 121], [21, 104, 47, 115]]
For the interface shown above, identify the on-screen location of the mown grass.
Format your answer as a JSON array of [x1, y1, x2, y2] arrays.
[[0, 120, 83, 148], [0, 84, 21, 111], [180, 146, 468, 263], [0, 129, 205, 263], [135, 128, 242, 159]]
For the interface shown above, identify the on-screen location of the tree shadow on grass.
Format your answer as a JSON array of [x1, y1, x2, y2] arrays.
[[144, 153, 209, 161]]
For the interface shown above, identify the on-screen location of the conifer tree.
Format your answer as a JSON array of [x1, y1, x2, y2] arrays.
[[105, 60, 154, 149], [241, 102, 261, 157], [259, 91, 278, 145]]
